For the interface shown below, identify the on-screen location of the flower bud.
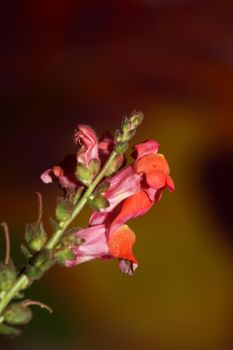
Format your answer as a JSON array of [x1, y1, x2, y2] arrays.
[[56, 198, 74, 222], [115, 111, 144, 144], [88, 193, 110, 211], [3, 303, 32, 326], [0, 262, 16, 292], [25, 222, 47, 252], [129, 110, 144, 128], [115, 142, 128, 154]]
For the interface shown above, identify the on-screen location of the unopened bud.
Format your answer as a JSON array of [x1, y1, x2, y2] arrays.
[[25, 222, 47, 252], [115, 142, 128, 154], [3, 303, 32, 326], [0, 262, 16, 292], [88, 193, 110, 211], [129, 110, 144, 128], [95, 181, 110, 193], [115, 111, 144, 144], [56, 198, 74, 222]]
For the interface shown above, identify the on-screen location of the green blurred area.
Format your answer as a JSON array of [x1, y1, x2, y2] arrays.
[[1, 1, 233, 349]]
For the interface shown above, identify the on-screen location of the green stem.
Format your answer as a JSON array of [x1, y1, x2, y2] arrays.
[[0, 150, 118, 317], [0, 275, 29, 315], [45, 150, 117, 249]]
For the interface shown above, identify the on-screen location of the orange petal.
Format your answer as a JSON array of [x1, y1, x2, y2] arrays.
[[135, 154, 171, 189], [109, 224, 137, 262], [166, 175, 175, 192], [111, 190, 153, 232], [53, 166, 64, 177], [146, 169, 166, 189]]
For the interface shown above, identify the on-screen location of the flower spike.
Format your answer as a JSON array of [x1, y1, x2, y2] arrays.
[[0, 111, 174, 337]]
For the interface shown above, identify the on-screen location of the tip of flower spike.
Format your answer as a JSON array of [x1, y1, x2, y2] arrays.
[[115, 110, 144, 147], [128, 110, 144, 127]]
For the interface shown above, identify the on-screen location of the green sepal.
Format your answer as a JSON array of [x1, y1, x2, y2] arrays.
[[87, 193, 110, 211], [3, 303, 32, 326], [49, 217, 60, 232], [14, 292, 24, 300], [25, 222, 47, 252], [75, 159, 100, 186], [26, 250, 55, 281], [55, 248, 76, 266], [95, 180, 110, 194], [75, 163, 91, 185], [20, 244, 33, 259], [56, 198, 74, 222], [70, 186, 85, 205], [0, 323, 21, 336], [0, 261, 16, 292]]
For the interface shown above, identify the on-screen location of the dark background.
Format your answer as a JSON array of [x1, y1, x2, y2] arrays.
[[0, 1, 233, 349]]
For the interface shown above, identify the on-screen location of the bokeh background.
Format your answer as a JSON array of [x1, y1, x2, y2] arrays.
[[1, 0, 233, 349]]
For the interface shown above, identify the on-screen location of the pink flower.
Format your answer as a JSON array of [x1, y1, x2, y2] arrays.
[[65, 221, 137, 276], [99, 166, 142, 212], [40, 154, 79, 191], [74, 124, 99, 167]]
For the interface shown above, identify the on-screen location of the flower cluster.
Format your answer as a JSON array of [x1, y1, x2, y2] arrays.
[[0, 111, 174, 337], [41, 115, 174, 275]]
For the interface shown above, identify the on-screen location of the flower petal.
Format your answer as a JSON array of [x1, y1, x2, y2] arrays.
[[40, 169, 55, 184], [132, 140, 160, 160], [65, 225, 109, 266], [74, 124, 99, 166], [110, 191, 154, 232], [41, 154, 79, 190], [166, 175, 175, 192], [134, 154, 170, 189], [108, 224, 137, 263], [100, 166, 142, 212]]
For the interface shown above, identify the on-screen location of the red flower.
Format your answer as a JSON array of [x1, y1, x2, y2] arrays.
[[66, 140, 174, 275]]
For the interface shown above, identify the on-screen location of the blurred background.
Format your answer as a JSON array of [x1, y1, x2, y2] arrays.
[[0, 0, 233, 349]]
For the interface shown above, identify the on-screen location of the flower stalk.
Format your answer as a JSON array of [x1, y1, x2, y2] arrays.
[[0, 110, 174, 336]]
